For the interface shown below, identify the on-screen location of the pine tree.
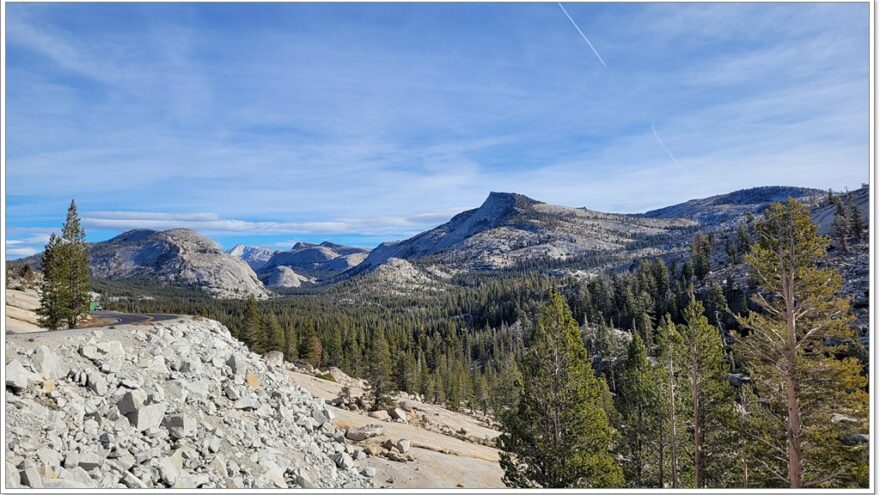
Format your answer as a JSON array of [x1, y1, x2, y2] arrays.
[[618, 334, 663, 486], [498, 292, 624, 488], [366, 331, 394, 410], [732, 199, 867, 488], [240, 295, 264, 352], [656, 314, 685, 488], [678, 291, 735, 488], [263, 313, 284, 354], [848, 204, 865, 243], [38, 200, 91, 329], [38, 234, 67, 330]]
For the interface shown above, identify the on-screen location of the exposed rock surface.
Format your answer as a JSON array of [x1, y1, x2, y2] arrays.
[[355, 192, 697, 273], [226, 245, 277, 271], [259, 241, 370, 284], [4, 317, 370, 489]]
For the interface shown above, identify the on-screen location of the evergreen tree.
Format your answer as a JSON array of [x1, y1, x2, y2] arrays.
[[678, 292, 735, 488], [618, 334, 663, 486], [848, 204, 865, 243], [263, 312, 284, 354], [38, 200, 91, 329], [366, 331, 394, 410], [240, 295, 265, 352], [498, 292, 624, 488], [733, 199, 868, 488], [38, 234, 68, 330]]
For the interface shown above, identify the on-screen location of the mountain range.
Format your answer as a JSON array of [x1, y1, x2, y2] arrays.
[[13, 185, 847, 299]]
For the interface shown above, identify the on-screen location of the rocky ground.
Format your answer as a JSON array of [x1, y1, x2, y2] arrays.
[[287, 366, 504, 488], [4, 317, 371, 489]]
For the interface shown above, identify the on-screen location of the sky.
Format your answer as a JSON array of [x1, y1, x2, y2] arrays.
[[4, 2, 870, 258]]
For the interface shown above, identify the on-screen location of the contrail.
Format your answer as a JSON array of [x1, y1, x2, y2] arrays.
[[558, 2, 607, 68], [651, 122, 679, 165]]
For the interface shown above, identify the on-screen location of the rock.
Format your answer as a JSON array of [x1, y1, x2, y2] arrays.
[[65, 452, 103, 471], [360, 467, 377, 478], [245, 369, 261, 390], [6, 360, 38, 391], [163, 413, 195, 439], [398, 399, 421, 412], [368, 410, 390, 421], [158, 457, 180, 485], [223, 384, 241, 400], [226, 354, 247, 377], [122, 471, 147, 488], [843, 433, 870, 445], [117, 390, 148, 416], [396, 438, 411, 454], [389, 408, 408, 423], [179, 359, 202, 374], [128, 403, 168, 431], [86, 370, 108, 395], [33, 346, 69, 380], [345, 424, 384, 441], [20, 465, 43, 488], [264, 351, 284, 367], [333, 452, 353, 470], [6, 462, 22, 488], [831, 413, 859, 424]]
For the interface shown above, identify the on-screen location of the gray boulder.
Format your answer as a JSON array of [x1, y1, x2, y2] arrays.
[[33, 346, 70, 380], [6, 360, 38, 391], [345, 424, 384, 441]]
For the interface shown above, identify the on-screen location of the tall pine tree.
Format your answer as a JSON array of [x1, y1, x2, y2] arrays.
[[733, 199, 867, 488], [498, 292, 624, 488]]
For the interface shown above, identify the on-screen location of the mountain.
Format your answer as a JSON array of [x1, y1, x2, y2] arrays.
[[259, 241, 370, 285], [88, 229, 270, 299], [642, 186, 822, 226], [812, 185, 869, 235], [354, 192, 697, 273], [227, 245, 277, 270]]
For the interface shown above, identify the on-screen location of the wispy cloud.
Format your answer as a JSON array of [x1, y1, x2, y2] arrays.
[[557, 3, 606, 68], [651, 122, 679, 165], [4, 3, 868, 258]]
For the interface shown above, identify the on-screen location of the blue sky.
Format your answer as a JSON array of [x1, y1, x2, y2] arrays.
[[5, 2, 869, 258]]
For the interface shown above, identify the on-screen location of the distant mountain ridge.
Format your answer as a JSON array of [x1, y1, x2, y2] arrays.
[[354, 191, 697, 273], [642, 186, 822, 226], [257, 241, 370, 287], [227, 245, 277, 270], [11, 185, 845, 298]]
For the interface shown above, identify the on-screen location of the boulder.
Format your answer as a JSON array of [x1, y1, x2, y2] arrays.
[[396, 439, 411, 454], [389, 408, 408, 423], [128, 403, 168, 431], [333, 452, 353, 470], [64, 452, 102, 471], [368, 410, 390, 422], [19, 464, 43, 488], [33, 346, 69, 380], [264, 351, 284, 367], [6, 360, 38, 391], [360, 467, 377, 478], [226, 354, 248, 378], [163, 414, 195, 439], [117, 390, 148, 416], [345, 424, 385, 442]]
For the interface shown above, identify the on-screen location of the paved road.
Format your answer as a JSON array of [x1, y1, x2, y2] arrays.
[[91, 310, 178, 326], [6, 311, 179, 339]]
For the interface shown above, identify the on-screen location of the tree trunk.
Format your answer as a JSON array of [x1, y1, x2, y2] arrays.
[[783, 261, 803, 488], [668, 359, 679, 488], [691, 354, 703, 488]]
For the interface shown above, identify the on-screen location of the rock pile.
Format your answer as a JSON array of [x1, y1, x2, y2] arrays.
[[4, 317, 371, 489]]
